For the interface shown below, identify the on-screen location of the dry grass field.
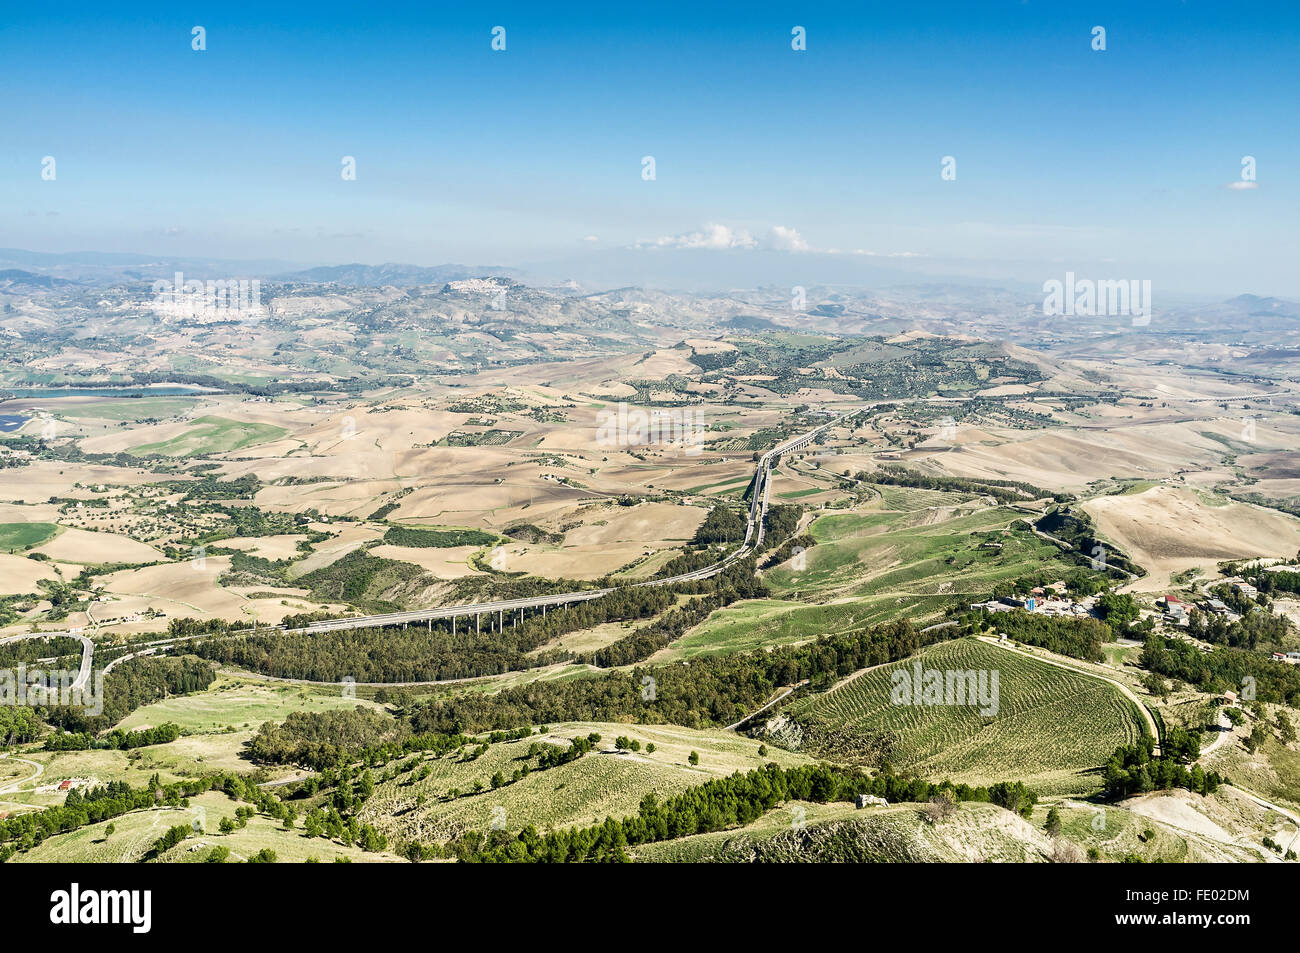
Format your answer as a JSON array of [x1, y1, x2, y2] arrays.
[[1084, 485, 1300, 591]]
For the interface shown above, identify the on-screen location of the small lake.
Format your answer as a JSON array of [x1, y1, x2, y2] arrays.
[[0, 414, 25, 432]]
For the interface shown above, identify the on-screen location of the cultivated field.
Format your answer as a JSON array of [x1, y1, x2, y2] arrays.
[[359, 721, 811, 843], [781, 639, 1145, 795], [1083, 485, 1300, 592]]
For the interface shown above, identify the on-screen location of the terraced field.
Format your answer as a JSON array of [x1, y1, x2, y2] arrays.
[[783, 639, 1144, 795], [359, 722, 811, 843]]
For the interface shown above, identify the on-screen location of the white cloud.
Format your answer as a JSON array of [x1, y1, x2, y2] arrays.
[[581, 235, 600, 242], [847, 248, 921, 258], [644, 223, 757, 250], [640, 223, 811, 251], [766, 225, 809, 251], [1226, 181, 1259, 190]]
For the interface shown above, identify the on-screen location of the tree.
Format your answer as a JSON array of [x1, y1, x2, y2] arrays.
[[1096, 592, 1140, 627], [988, 781, 1037, 818], [1277, 711, 1296, 745], [359, 825, 387, 852], [1044, 806, 1062, 836], [924, 792, 957, 825], [688, 751, 699, 766], [1245, 722, 1271, 754], [104, 823, 115, 838], [1141, 671, 1169, 700]]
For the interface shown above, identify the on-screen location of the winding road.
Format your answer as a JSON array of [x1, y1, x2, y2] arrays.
[[0, 631, 94, 691], [0, 753, 45, 795]]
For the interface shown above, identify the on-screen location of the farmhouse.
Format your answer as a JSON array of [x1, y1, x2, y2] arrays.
[[969, 600, 1012, 613], [855, 794, 888, 809], [1159, 595, 1188, 625], [1036, 598, 1087, 617]]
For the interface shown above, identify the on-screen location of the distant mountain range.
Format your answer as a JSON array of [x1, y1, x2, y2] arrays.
[[1222, 293, 1300, 318], [1, 249, 1296, 328], [276, 262, 518, 287], [0, 248, 302, 284], [0, 268, 76, 290], [0, 248, 523, 291]]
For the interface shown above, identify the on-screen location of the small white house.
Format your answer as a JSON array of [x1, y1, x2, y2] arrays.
[[855, 794, 887, 809]]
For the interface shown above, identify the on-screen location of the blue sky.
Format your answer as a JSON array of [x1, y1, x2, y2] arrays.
[[2, 1, 1298, 294]]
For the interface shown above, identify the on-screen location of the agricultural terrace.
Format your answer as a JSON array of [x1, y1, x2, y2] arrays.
[[358, 722, 811, 842], [782, 639, 1145, 796]]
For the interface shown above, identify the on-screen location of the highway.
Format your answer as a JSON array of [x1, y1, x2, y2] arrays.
[[264, 405, 862, 637], [14, 406, 864, 671]]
